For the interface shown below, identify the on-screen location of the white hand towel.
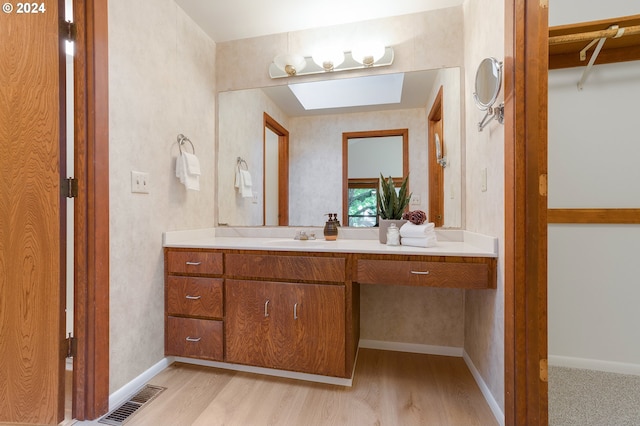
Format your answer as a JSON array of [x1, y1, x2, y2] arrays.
[[183, 152, 201, 176], [175, 153, 200, 191], [239, 169, 252, 198], [399, 222, 435, 238], [400, 236, 438, 248]]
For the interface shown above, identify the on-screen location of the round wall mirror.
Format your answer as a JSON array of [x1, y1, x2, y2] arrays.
[[473, 57, 502, 111]]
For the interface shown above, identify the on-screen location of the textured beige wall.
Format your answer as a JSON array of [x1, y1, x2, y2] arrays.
[[108, 0, 216, 393], [462, 0, 506, 412]]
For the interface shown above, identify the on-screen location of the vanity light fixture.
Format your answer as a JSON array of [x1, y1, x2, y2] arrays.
[[312, 48, 345, 71], [273, 54, 307, 76], [351, 43, 386, 67], [269, 46, 394, 79]]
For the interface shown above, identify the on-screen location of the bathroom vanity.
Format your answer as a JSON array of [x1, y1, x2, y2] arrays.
[[163, 227, 497, 381]]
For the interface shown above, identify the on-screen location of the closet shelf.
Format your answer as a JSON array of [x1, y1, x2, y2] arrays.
[[549, 15, 640, 70]]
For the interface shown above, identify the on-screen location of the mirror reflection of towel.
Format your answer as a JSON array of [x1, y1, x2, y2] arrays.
[[176, 152, 200, 191], [234, 168, 252, 198]]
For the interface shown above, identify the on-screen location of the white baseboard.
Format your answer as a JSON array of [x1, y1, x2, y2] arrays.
[[108, 357, 173, 411], [359, 339, 464, 357], [173, 356, 353, 386], [549, 355, 640, 376], [463, 351, 505, 426]]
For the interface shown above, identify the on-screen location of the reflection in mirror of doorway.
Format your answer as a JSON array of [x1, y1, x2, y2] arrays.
[[263, 114, 289, 226]]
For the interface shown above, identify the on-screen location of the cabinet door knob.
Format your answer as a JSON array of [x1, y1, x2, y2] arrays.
[[264, 299, 270, 317], [185, 336, 201, 342], [185, 295, 201, 300], [294, 303, 298, 320]]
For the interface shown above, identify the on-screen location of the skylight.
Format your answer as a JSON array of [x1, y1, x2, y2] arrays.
[[288, 73, 405, 110]]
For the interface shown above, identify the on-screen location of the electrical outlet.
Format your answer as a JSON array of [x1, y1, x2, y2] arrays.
[[131, 171, 149, 194], [411, 195, 421, 205], [252, 192, 259, 204]]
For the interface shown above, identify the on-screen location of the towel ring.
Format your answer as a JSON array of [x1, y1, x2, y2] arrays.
[[236, 157, 248, 170], [177, 134, 195, 155]]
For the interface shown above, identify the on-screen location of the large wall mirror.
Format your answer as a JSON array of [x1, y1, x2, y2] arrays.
[[217, 67, 464, 228]]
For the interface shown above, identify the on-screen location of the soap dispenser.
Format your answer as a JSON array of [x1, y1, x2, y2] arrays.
[[323, 214, 338, 241]]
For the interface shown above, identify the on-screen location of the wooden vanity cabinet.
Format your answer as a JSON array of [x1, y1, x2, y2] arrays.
[[164, 249, 224, 361], [225, 279, 346, 377], [224, 252, 350, 378]]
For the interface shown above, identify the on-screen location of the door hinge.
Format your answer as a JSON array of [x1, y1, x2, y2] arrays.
[[64, 177, 78, 198], [66, 333, 77, 358], [540, 358, 548, 382], [60, 20, 76, 43], [539, 174, 548, 197]]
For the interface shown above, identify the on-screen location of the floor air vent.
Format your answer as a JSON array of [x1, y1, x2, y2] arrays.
[[99, 385, 166, 425]]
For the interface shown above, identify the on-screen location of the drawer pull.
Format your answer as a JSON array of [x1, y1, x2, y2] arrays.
[[185, 295, 201, 300], [264, 299, 270, 317], [185, 261, 202, 266], [294, 303, 298, 320], [185, 336, 201, 342], [410, 270, 430, 275]]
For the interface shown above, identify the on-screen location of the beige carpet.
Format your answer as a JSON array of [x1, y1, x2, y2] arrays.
[[549, 366, 640, 426]]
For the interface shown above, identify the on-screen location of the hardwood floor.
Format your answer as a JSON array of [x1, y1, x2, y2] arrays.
[[125, 349, 497, 426]]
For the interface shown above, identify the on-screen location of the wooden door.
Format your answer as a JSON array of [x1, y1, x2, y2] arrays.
[[288, 283, 345, 377], [0, 1, 67, 424]]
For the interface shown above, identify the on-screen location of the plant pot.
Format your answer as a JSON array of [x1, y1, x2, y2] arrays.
[[378, 219, 407, 244]]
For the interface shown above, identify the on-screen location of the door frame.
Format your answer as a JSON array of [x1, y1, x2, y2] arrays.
[[72, 0, 110, 419], [263, 113, 289, 226], [503, 0, 549, 424], [427, 86, 445, 227]]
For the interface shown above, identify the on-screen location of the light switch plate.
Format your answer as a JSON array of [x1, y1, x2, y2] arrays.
[[131, 171, 149, 194]]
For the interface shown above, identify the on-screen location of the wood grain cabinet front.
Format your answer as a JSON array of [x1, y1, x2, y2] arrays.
[[166, 276, 223, 319], [357, 258, 495, 289], [225, 279, 347, 378], [166, 250, 223, 275], [166, 316, 223, 361]]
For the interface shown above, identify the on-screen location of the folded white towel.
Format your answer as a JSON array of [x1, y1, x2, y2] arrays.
[[400, 222, 435, 238], [234, 167, 253, 198], [183, 152, 200, 176], [401, 236, 438, 248], [176, 152, 200, 191]]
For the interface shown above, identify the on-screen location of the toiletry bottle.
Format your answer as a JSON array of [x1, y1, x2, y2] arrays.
[[386, 223, 400, 246], [324, 214, 338, 241]]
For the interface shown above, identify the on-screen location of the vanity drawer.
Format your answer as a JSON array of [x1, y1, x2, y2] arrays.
[[166, 276, 223, 319], [226, 253, 345, 283], [356, 259, 490, 289], [166, 250, 223, 275], [166, 316, 223, 361]]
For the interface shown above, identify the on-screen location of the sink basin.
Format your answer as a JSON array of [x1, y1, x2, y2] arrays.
[[263, 239, 333, 247]]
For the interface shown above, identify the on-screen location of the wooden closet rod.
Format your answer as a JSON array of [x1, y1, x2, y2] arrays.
[[549, 24, 640, 45]]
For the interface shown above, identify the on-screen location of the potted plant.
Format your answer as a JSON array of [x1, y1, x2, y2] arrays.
[[377, 173, 411, 243]]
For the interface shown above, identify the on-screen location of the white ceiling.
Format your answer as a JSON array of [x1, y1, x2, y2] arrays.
[[174, 0, 463, 42]]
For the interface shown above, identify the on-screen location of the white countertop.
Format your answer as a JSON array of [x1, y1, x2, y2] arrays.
[[163, 227, 498, 258]]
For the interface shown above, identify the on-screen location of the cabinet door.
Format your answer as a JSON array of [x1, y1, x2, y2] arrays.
[[287, 284, 346, 377], [225, 279, 287, 369], [225, 279, 346, 377]]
